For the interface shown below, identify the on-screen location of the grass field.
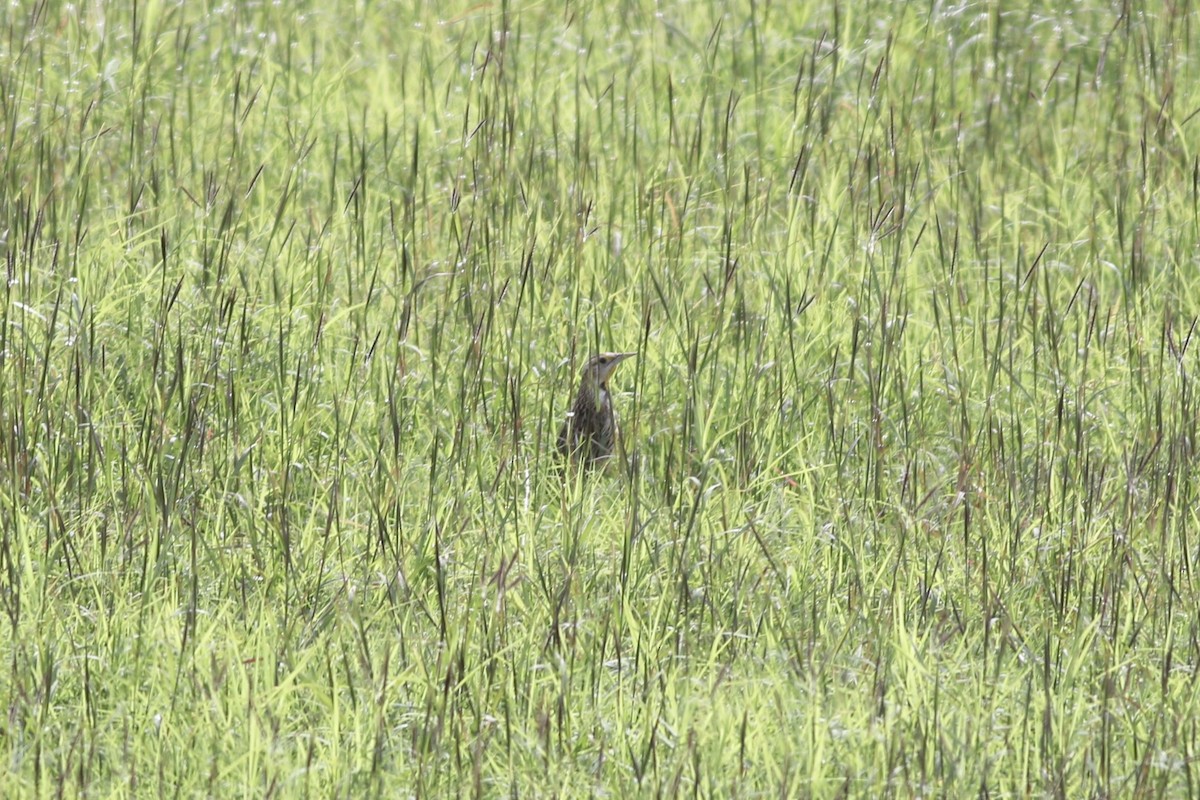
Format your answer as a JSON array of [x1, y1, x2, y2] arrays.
[[3, 0, 1200, 796]]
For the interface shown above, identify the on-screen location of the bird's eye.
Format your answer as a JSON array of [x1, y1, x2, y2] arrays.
[[600, 357, 610, 364]]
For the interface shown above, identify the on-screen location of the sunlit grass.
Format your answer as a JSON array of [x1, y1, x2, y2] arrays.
[[3, 0, 1200, 796]]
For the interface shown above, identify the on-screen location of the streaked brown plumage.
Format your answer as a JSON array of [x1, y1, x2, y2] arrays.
[[556, 352, 636, 464]]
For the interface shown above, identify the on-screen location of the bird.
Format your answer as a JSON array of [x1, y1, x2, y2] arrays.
[[556, 352, 637, 465]]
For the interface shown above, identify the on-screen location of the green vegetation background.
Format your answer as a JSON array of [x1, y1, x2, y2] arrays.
[[3, 0, 1199, 796]]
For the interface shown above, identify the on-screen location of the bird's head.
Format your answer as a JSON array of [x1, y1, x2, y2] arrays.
[[581, 351, 636, 389]]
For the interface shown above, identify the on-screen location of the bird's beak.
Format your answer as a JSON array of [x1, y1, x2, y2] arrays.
[[607, 352, 636, 371], [596, 351, 636, 381]]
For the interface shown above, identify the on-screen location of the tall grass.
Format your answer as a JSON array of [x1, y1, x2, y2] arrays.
[[2, 0, 1199, 795]]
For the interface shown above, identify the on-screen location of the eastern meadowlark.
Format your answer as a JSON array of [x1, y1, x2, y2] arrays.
[[556, 352, 636, 465]]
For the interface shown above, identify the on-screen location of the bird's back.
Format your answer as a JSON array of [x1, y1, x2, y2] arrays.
[[557, 386, 616, 463]]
